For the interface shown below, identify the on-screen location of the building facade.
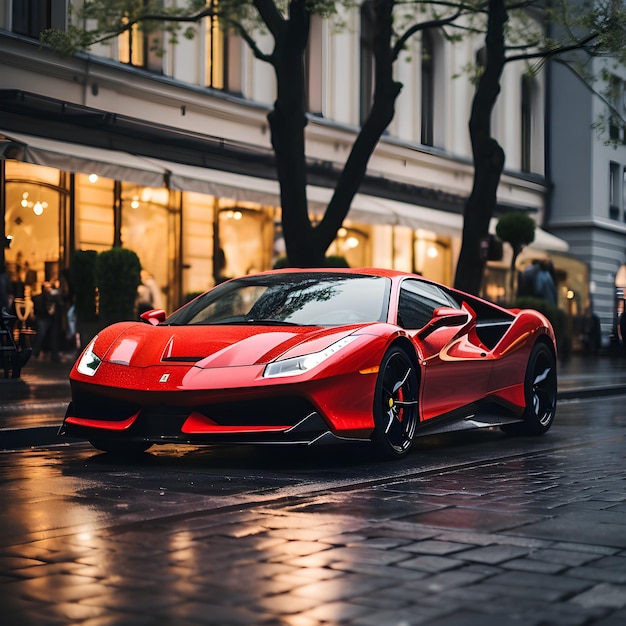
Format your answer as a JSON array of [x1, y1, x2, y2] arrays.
[[1, 1, 573, 327], [548, 53, 626, 350]]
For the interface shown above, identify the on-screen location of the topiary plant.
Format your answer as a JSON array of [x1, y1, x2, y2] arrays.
[[95, 248, 142, 324], [496, 212, 536, 293], [273, 255, 350, 269]]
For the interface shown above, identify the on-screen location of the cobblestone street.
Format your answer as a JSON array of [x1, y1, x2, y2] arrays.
[[1, 387, 626, 625]]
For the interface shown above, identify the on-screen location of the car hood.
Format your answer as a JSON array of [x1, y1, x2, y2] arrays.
[[95, 323, 362, 368]]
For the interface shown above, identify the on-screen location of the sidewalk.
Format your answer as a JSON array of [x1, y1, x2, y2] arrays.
[[1, 351, 626, 451], [0, 353, 73, 450]]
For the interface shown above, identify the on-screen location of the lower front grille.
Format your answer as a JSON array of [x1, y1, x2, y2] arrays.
[[71, 388, 319, 430], [71, 390, 141, 421], [195, 396, 317, 428]]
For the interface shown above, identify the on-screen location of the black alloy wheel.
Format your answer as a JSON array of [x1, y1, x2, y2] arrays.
[[372, 345, 419, 459], [502, 342, 557, 436]]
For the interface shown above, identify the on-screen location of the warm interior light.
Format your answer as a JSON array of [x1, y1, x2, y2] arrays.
[[33, 201, 44, 216], [427, 246, 439, 259], [131, 195, 140, 209], [88, 173, 99, 183]]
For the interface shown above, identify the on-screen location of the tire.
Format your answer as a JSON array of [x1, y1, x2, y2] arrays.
[[503, 342, 557, 436], [89, 439, 152, 455], [371, 346, 419, 459]]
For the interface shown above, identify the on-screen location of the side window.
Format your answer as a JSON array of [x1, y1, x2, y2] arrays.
[[397, 280, 458, 329]]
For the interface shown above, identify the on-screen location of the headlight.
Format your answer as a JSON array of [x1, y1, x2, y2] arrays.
[[263, 336, 357, 378], [76, 336, 102, 377]]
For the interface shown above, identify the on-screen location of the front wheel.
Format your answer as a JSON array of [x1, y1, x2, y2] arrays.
[[503, 342, 557, 436], [371, 346, 419, 459], [89, 439, 152, 455]]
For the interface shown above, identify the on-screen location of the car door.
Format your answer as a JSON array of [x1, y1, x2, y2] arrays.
[[396, 279, 493, 421]]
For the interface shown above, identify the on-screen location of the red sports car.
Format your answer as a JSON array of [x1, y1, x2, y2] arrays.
[[59, 268, 557, 459]]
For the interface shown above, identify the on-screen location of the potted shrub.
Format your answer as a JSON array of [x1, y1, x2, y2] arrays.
[[95, 248, 141, 324]]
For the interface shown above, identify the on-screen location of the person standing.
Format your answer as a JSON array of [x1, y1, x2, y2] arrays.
[[533, 260, 557, 306], [32, 281, 62, 361], [619, 306, 626, 357]]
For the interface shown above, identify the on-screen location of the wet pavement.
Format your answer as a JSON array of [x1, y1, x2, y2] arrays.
[[0, 353, 625, 625]]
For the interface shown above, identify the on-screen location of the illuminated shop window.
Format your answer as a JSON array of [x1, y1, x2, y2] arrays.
[[121, 184, 171, 311], [216, 204, 273, 281], [328, 226, 370, 268], [3, 162, 63, 292], [414, 230, 450, 285]]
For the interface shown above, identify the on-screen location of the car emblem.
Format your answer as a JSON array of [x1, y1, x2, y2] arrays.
[[159, 374, 170, 383]]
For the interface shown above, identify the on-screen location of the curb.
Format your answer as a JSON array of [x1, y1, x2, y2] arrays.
[[0, 425, 64, 451], [557, 384, 626, 400]]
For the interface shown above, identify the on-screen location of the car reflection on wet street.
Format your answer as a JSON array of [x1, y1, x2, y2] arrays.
[[0, 393, 625, 625]]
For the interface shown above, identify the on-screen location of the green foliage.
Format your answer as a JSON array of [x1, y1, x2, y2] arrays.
[[41, 0, 348, 56], [495, 212, 535, 255], [95, 248, 142, 323], [273, 255, 349, 269], [323, 255, 350, 267], [70, 249, 98, 323], [496, 212, 536, 294]]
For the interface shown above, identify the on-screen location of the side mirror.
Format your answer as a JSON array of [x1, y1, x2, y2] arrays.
[[417, 307, 468, 339], [140, 309, 166, 326]]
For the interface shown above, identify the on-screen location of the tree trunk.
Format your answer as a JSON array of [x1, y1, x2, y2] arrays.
[[454, 0, 507, 295], [267, 0, 401, 268], [267, 2, 322, 266]]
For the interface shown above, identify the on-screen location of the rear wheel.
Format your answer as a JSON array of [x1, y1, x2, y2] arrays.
[[371, 346, 419, 459], [503, 342, 557, 436], [89, 439, 152, 455]]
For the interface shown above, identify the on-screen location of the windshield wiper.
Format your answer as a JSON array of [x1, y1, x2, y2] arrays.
[[242, 318, 301, 326]]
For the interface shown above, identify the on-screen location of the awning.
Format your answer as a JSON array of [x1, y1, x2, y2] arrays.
[[0, 129, 569, 252], [146, 157, 282, 205], [147, 157, 466, 236], [0, 130, 165, 187]]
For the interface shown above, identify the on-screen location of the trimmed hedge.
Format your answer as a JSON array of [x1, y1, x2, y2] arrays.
[[95, 248, 142, 323]]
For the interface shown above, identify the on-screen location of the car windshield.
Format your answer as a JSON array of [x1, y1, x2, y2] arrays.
[[165, 273, 391, 326]]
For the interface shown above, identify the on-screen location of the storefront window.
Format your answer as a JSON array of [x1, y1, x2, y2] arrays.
[[3, 162, 63, 294], [75, 173, 115, 251], [216, 203, 273, 281], [327, 226, 370, 267], [414, 230, 450, 285], [182, 192, 215, 299], [121, 183, 171, 311]]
